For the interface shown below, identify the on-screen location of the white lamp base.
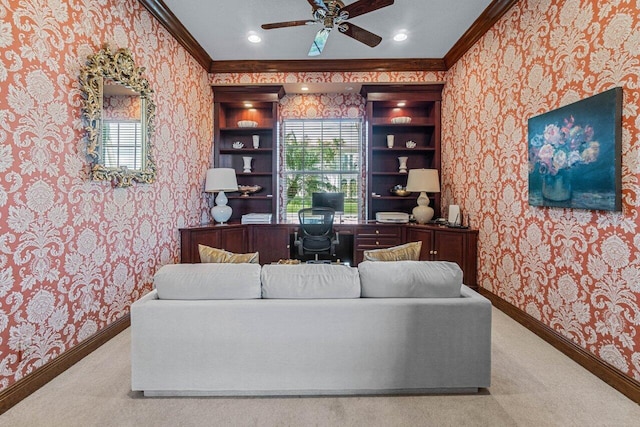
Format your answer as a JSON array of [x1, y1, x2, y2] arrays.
[[211, 191, 232, 224], [412, 191, 434, 224]]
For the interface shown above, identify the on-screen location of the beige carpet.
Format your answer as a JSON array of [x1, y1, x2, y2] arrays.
[[1, 307, 638, 427]]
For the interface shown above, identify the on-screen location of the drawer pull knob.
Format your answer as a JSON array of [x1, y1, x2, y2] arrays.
[[376, 241, 380, 245], [376, 230, 380, 234]]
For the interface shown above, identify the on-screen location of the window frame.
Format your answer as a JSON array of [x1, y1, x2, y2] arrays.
[[280, 118, 365, 223]]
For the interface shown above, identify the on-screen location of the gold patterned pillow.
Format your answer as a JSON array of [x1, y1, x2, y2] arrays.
[[363, 241, 422, 262], [198, 244, 259, 264]]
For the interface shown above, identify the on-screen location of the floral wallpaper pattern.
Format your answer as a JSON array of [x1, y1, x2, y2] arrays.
[[1, 0, 638, 395], [442, 0, 640, 380], [0, 0, 212, 389]]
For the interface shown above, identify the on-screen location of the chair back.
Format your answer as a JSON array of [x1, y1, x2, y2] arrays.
[[298, 207, 335, 237], [297, 207, 336, 253]]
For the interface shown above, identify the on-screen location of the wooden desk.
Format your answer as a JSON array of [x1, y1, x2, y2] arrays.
[[179, 222, 478, 288]]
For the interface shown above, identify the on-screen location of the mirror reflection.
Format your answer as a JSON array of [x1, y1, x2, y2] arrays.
[[80, 45, 156, 187], [102, 81, 146, 171]]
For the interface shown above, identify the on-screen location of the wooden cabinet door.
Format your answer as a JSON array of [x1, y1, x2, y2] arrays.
[[250, 225, 292, 264], [432, 229, 465, 265], [180, 225, 248, 263], [405, 227, 434, 261], [433, 229, 477, 288], [220, 226, 248, 254]]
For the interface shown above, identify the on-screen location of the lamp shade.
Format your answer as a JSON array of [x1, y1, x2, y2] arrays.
[[205, 168, 238, 192], [406, 169, 440, 193]]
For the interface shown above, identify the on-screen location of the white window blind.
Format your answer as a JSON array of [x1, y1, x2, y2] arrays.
[[102, 121, 142, 169], [282, 119, 362, 221]]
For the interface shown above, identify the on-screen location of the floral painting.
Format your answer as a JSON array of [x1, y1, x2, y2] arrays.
[[528, 87, 622, 210]]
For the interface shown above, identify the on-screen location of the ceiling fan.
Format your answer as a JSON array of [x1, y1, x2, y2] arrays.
[[261, 0, 395, 57]]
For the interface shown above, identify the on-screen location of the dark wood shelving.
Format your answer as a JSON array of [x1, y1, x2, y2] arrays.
[[220, 148, 273, 154], [370, 119, 437, 127], [219, 127, 273, 132], [227, 195, 273, 200], [372, 147, 436, 152], [362, 84, 443, 220], [213, 86, 284, 221]]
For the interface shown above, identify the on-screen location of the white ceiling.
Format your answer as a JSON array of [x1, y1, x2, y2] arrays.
[[162, 0, 494, 61]]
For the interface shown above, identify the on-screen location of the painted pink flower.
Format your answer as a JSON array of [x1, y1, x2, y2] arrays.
[[543, 124, 563, 145]]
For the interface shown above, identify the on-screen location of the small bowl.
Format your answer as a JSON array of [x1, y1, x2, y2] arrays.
[[390, 188, 411, 197], [232, 141, 244, 149], [237, 185, 262, 196], [405, 140, 417, 148], [238, 120, 258, 128], [391, 116, 411, 124]]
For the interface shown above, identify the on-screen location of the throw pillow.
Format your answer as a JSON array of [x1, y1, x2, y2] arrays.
[[198, 244, 259, 264], [261, 264, 361, 299], [154, 263, 261, 299], [358, 260, 462, 298], [363, 241, 422, 261]]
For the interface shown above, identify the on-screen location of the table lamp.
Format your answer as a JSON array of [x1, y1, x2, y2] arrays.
[[205, 168, 238, 224], [406, 168, 440, 224]]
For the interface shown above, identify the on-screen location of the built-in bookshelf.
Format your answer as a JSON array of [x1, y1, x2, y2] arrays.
[[212, 86, 285, 221], [361, 84, 443, 220]]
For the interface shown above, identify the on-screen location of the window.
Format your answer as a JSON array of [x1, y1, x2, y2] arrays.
[[102, 121, 143, 170], [282, 119, 362, 222]]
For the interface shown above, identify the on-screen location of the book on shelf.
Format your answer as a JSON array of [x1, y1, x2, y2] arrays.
[[241, 213, 272, 224]]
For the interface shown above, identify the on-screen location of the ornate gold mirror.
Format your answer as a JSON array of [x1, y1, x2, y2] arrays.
[[80, 45, 156, 187]]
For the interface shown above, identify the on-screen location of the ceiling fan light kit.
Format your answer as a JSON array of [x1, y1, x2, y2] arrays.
[[261, 0, 394, 57]]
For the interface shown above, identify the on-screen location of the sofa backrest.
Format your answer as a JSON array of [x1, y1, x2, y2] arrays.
[[153, 261, 463, 300]]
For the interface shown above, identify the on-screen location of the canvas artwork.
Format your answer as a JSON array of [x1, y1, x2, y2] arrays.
[[528, 87, 622, 211]]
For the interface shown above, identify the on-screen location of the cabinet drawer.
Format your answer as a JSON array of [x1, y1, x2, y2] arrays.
[[356, 237, 402, 249], [356, 225, 402, 239]]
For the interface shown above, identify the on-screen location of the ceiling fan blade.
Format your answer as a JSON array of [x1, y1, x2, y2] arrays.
[[340, 23, 382, 47], [308, 28, 331, 56], [262, 20, 315, 30], [341, 0, 394, 20], [307, 0, 328, 11]]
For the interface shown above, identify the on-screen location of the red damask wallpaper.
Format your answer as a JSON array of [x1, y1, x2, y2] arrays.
[[1, 0, 638, 393], [442, 0, 640, 380], [0, 0, 212, 389]]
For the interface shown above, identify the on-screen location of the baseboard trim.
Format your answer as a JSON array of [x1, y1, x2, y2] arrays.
[[479, 288, 640, 404], [0, 314, 130, 414]]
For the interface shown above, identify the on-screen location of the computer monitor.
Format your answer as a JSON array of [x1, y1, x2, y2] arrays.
[[312, 192, 345, 214]]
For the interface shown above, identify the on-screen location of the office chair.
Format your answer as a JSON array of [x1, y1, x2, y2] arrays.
[[294, 207, 340, 259]]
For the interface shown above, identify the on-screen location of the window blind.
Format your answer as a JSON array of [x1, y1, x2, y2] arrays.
[[102, 121, 142, 169], [282, 119, 362, 221]]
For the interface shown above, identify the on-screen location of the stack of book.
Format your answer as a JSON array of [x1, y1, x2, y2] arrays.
[[241, 213, 272, 224]]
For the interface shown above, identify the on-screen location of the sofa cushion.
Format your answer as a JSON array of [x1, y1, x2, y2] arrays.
[[198, 244, 259, 264], [261, 264, 360, 299], [358, 260, 462, 298], [154, 263, 261, 300], [363, 241, 422, 261]]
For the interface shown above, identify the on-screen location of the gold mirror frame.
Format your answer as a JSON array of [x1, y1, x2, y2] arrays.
[[79, 45, 156, 187]]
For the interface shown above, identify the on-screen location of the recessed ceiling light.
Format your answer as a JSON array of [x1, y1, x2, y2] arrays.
[[397, 102, 406, 107], [393, 31, 408, 42], [345, 86, 353, 91], [247, 32, 261, 43], [244, 102, 253, 108], [301, 86, 309, 91]]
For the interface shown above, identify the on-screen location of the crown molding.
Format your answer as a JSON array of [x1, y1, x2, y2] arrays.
[[443, 0, 520, 68], [209, 58, 446, 74], [140, 0, 518, 73], [138, 0, 212, 70]]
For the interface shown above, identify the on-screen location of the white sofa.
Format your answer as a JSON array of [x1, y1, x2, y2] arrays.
[[131, 262, 491, 396]]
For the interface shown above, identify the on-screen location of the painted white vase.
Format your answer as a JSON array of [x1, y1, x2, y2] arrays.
[[243, 156, 252, 173], [398, 156, 408, 173], [387, 134, 394, 148], [252, 135, 259, 149]]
